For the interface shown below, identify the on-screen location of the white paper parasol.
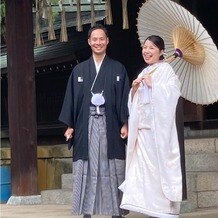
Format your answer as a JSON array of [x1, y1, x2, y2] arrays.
[[137, 0, 218, 105]]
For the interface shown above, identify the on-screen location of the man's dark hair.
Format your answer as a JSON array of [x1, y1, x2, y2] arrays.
[[88, 23, 109, 38]]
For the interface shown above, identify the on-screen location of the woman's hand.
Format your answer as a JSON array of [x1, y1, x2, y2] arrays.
[[120, 123, 128, 139], [132, 77, 144, 91], [131, 77, 144, 100], [64, 127, 74, 141], [144, 76, 152, 88]]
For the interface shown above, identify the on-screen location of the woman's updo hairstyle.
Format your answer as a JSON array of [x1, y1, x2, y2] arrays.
[[144, 35, 165, 60]]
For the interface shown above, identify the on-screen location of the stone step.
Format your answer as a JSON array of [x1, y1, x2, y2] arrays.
[[46, 173, 194, 213], [40, 187, 215, 215], [2, 204, 218, 218], [61, 173, 73, 189], [40, 137, 218, 212], [41, 189, 72, 205]]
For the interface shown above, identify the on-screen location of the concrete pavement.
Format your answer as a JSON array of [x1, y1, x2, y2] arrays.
[[1, 204, 218, 218]]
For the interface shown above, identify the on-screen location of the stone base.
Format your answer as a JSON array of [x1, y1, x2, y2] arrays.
[[7, 195, 42, 205]]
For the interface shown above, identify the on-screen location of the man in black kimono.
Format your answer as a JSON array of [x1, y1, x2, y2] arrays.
[[59, 23, 130, 218]]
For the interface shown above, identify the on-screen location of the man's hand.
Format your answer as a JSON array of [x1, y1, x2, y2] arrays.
[[120, 123, 128, 139], [64, 127, 74, 141]]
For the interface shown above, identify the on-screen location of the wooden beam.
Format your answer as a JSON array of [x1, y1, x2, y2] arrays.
[[5, 0, 38, 195]]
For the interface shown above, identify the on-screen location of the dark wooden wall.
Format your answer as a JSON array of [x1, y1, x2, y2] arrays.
[[1, 0, 218, 138]]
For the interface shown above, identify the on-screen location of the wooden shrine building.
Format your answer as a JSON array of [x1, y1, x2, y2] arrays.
[[0, 0, 218, 199]]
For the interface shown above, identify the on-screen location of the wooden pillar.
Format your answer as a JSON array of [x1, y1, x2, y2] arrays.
[[5, 0, 38, 195]]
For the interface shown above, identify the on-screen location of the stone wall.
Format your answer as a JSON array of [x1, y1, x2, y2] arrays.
[[181, 138, 218, 212], [0, 145, 72, 192]]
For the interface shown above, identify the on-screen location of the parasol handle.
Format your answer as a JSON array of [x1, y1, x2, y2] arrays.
[[165, 48, 183, 63]]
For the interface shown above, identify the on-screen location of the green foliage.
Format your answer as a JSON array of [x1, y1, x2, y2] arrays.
[[0, 1, 5, 22], [0, 0, 5, 23], [50, 0, 61, 19], [0, 0, 6, 40], [50, 0, 59, 4], [32, 0, 59, 21], [49, 0, 60, 22]]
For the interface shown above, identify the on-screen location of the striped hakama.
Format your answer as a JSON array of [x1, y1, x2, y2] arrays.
[[71, 107, 126, 216]]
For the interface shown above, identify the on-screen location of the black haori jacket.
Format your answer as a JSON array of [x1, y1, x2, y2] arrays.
[[59, 55, 130, 161]]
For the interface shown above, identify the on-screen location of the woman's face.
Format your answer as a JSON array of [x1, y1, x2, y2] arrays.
[[142, 39, 163, 65]]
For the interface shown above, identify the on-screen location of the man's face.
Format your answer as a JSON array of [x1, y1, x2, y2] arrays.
[[88, 29, 109, 56]]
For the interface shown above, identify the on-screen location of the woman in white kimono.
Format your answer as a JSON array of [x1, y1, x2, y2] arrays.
[[119, 35, 183, 218]]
